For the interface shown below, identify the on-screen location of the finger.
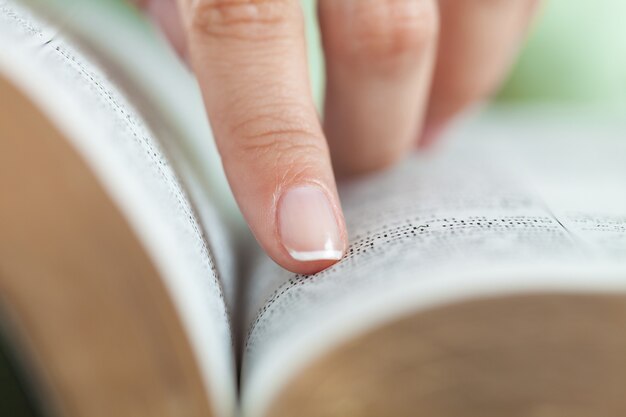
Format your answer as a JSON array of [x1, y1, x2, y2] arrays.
[[176, 0, 347, 274], [422, 0, 540, 145], [136, 0, 188, 60], [319, 0, 438, 177]]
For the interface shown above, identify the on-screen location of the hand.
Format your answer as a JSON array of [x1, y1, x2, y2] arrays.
[[137, 0, 538, 274]]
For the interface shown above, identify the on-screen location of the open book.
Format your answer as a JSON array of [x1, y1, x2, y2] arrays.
[[2, 2, 626, 416]]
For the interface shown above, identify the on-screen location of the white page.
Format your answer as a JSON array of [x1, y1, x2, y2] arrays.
[[0, 2, 236, 415], [240, 109, 626, 417]]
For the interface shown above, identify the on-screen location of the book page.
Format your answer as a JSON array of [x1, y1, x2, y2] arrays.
[[240, 110, 626, 416], [22, 0, 243, 311], [0, 2, 236, 415]]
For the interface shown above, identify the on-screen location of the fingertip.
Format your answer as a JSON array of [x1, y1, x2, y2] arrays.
[[274, 183, 347, 274]]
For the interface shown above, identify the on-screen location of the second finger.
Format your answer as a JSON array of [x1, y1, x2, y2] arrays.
[[319, 0, 439, 178]]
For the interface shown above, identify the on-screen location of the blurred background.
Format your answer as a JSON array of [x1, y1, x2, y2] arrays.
[[306, 0, 626, 113], [39, 0, 626, 114]]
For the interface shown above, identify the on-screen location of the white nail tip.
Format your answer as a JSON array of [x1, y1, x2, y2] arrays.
[[287, 249, 343, 262]]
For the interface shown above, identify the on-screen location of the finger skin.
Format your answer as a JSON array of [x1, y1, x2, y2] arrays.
[[422, 0, 540, 145], [319, 0, 439, 178], [175, 0, 347, 274]]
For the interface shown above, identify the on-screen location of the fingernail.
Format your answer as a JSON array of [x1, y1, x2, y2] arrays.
[[278, 185, 343, 262]]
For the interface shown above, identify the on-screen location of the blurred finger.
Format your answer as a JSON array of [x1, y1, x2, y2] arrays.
[[423, 0, 540, 145], [319, 0, 439, 177]]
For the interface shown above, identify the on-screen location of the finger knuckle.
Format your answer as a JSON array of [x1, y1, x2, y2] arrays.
[[226, 110, 327, 171], [186, 0, 295, 41], [324, 0, 438, 71]]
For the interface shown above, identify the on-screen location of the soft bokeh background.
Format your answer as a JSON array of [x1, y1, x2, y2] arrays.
[[303, 0, 626, 112], [40, 0, 626, 112]]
